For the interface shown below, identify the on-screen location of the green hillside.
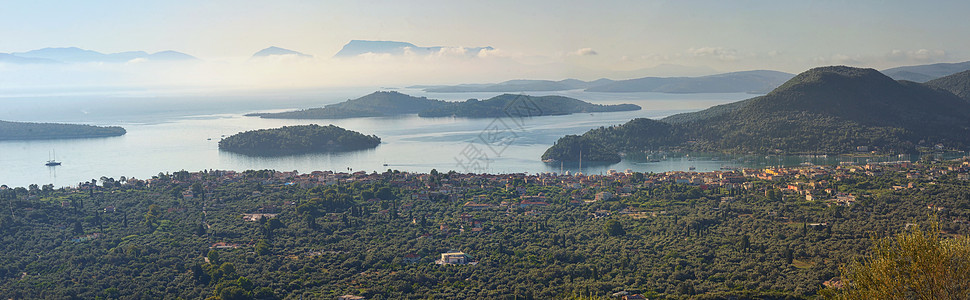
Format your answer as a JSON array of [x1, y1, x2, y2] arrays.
[[543, 66, 970, 162]]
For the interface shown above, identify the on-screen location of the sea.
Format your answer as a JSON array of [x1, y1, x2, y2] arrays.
[[0, 86, 937, 188]]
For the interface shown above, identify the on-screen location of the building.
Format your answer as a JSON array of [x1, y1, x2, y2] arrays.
[[438, 251, 469, 265]]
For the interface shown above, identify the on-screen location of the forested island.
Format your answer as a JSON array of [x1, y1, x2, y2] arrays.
[[417, 94, 640, 118], [247, 91, 449, 119], [543, 66, 970, 163], [0, 120, 126, 140], [247, 91, 639, 119], [1, 159, 969, 299], [218, 124, 380, 156]]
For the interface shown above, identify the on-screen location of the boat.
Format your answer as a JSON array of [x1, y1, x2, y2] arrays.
[[45, 150, 61, 166]]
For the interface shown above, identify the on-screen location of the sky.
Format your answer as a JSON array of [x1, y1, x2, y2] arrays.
[[2, 0, 970, 89]]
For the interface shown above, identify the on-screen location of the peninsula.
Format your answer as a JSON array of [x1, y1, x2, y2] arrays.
[[0, 120, 126, 140]]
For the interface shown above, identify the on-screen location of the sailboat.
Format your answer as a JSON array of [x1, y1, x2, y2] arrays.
[[45, 150, 61, 166]]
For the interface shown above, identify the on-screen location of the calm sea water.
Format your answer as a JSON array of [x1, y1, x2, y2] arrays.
[[0, 87, 917, 188]]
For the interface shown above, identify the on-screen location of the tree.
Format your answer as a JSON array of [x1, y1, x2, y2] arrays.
[[824, 224, 970, 299], [605, 220, 625, 236], [255, 239, 270, 256]]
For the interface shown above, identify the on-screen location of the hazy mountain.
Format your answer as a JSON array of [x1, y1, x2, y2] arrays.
[[147, 50, 198, 61], [252, 46, 312, 58], [0, 53, 59, 64], [882, 61, 970, 82], [584, 70, 794, 93], [10, 47, 196, 63], [925, 70, 970, 101], [333, 40, 493, 57], [418, 78, 613, 93], [417, 70, 792, 94], [543, 66, 970, 162]]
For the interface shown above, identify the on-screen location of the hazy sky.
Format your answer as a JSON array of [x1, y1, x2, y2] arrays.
[[2, 0, 970, 88]]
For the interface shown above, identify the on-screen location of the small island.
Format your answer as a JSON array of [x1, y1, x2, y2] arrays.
[[218, 124, 380, 156], [0, 120, 126, 140]]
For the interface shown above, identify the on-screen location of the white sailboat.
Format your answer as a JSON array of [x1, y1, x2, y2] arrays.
[[45, 150, 61, 166]]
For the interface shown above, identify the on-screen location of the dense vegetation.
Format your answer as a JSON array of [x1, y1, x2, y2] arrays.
[[249, 91, 639, 120], [1, 159, 969, 299], [925, 69, 970, 102], [543, 66, 970, 162], [823, 225, 970, 299], [248, 91, 449, 119], [541, 119, 684, 163], [218, 124, 380, 156], [0, 120, 126, 140], [418, 94, 640, 118]]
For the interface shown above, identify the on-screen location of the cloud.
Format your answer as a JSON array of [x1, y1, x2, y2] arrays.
[[886, 49, 947, 62], [812, 54, 864, 65], [572, 48, 598, 56], [433, 47, 469, 57], [687, 47, 740, 62]]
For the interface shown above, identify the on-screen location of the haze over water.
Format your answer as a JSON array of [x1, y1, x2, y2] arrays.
[[0, 87, 760, 188]]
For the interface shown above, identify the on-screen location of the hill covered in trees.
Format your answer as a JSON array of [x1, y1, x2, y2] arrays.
[[0, 120, 126, 140], [543, 66, 970, 162], [249, 91, 639, 120], [247, 91, 449, 119], [925, 69, 970, 102], [218, 124, 380, 156], [418, 94, 639, 118]]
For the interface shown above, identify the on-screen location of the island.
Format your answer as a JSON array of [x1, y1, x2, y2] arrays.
[[0, 120, 126, 140], [246, 91, 449, 119], [218, 124, 380, 156], [542, 66, 970, 162], [248, 91, 640, 120], [417, 94, 641, 118]]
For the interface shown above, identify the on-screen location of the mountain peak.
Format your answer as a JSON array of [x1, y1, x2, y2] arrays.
[[252, 46, 312, 58]]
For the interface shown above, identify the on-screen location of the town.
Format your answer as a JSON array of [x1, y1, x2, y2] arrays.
[[2, 157, 969, 299]]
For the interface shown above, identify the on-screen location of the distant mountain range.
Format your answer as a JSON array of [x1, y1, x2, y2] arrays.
[[252, 46, 312, 58], [247, 91, 639, 119], [542, 66, 970, 162], [412, 70, 795, 94], [333, 40, 494, 58], [882, 61, 970, 82], [0, 47, 196, 64]]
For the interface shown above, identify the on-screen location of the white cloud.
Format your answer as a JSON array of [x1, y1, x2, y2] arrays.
[[886, 49, 947, 62], [572, 48, 598, 56], [434, 47, 469, 57], [812, 54, 864, 66], [687, 47, 740, 62]]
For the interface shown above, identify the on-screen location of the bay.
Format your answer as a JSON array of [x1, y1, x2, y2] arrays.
[[0, 87, 877, 188]]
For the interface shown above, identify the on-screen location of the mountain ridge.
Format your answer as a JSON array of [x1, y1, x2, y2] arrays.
[[4, 47, 197, 63]]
